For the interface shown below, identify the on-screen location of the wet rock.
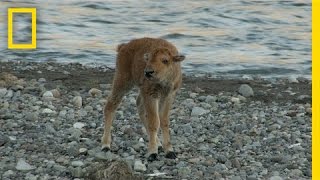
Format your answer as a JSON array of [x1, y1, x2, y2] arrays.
[[238, 84, 254, 97]]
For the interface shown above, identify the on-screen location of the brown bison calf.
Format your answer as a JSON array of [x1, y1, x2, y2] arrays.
[[101, 37, 185, 161]]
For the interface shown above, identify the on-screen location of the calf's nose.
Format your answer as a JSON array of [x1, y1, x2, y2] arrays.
[[144, 69, 154, 78]]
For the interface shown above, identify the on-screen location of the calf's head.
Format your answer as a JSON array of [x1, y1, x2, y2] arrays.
[[144, 48, 185, 82]]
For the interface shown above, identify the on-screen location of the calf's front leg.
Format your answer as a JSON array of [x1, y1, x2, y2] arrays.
[[143, 95, 160, 161], [159, 95, 177, 159]]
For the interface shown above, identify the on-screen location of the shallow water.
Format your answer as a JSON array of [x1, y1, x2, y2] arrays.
[[0, 0, 311, 77]]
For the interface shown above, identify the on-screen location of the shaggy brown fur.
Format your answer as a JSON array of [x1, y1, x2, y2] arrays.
[[101, 37, 185, 161]]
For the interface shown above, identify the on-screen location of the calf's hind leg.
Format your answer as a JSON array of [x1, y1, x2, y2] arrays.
[[101, 74, 132, 151]]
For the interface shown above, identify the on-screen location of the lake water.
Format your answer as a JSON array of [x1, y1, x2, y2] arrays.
[[0, 0, 311, 77]]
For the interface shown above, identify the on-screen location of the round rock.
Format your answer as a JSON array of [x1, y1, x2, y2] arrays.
[[238, 84, 254, 97]]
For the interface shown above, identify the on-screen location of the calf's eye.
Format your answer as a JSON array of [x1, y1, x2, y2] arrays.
[[162, 59, 169, 64]]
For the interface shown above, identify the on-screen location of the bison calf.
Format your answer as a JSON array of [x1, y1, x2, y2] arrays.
[[101, 37, 185, 161]]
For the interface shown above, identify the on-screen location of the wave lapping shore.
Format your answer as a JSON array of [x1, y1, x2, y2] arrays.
[[0, 61, 311, 179]]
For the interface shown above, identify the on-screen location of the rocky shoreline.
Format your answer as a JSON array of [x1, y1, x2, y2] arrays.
[[0, 61, 311, 180]]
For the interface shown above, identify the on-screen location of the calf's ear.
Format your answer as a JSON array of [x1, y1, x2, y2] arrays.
[[173, 55, 185, 62], [144, 53, 151, 61]]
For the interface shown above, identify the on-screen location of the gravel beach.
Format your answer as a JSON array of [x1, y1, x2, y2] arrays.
[[0, 61, 311, 180]]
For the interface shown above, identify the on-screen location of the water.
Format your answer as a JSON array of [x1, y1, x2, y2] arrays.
[[0, 0, 311, 77]]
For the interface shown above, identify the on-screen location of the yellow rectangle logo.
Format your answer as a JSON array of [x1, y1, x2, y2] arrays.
[[8, 8, 37, 49]]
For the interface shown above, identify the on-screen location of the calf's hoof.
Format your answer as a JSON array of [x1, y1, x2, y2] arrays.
[[147, 153, 159, 162], [101, 145, 110, 152], [165, 151, 177, 159]]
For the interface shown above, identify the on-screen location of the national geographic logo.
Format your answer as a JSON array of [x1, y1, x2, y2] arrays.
[[8, 8, 37, 49]]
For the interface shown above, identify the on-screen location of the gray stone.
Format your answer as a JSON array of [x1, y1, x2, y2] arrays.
[[181, 123, 193, 134], [231, 176, 242, 180], [0, 88, 7, 97], [73, 96, 82, 108], [3, 170, 14, 177], [134, 159, 146, 172], [288, 76, 299, 83], [71, 160, 84, 167], [73, 122, 86, 129], [16, 159, 36, 171], [269, 176, 283, 180], [25, 112, 38, 121], [70, 167, 84, 178], [94, 151, 118, 161], [25, 172, 38, 180], [42, 108, 55, 114], [89, 88, 102, 97], [43, 91, 54, 98], [191, 107, 207, 116], [238, 84, 254, 97], [213, 163, 228, 172], [178, 167, 191, 177], [38, 78, 46, 83], [205, 95, 217, 105], [5, 90, 13, 98], [51, 89, 61, 98]]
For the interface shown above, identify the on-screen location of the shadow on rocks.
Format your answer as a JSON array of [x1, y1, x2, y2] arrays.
[[85, 160, 143, 180]]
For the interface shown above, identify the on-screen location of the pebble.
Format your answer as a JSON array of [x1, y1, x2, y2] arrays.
[[181, 123, 193, 134], [42, 108, 55, 114], [51, 89, 61, 98], [73, 96, 82, 108], [5, 90, 13, 98], [178, 167, 191, 177], [71, 161, 84, 167], [270, 176, 283, 180], [70, 167, 84, 178], [38, 78, 46, 83], [0, 88, 7, 97], [43, 91, 54, 98], [25, 112, 39, 121], [16, 159, 36, 171], [231, 97, 240, 104], [288, 76, 299, 83], [3, 170, 14, 177], [191, 107, 207, 116], [134, 160, 147, 172], [73, 122, 86, 129], [238, 84, 254, 97], [89, 88, 102, 97], [79, 148, 88, 154], [205, 95, 217, 104], [189, 93, 198, 98]]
